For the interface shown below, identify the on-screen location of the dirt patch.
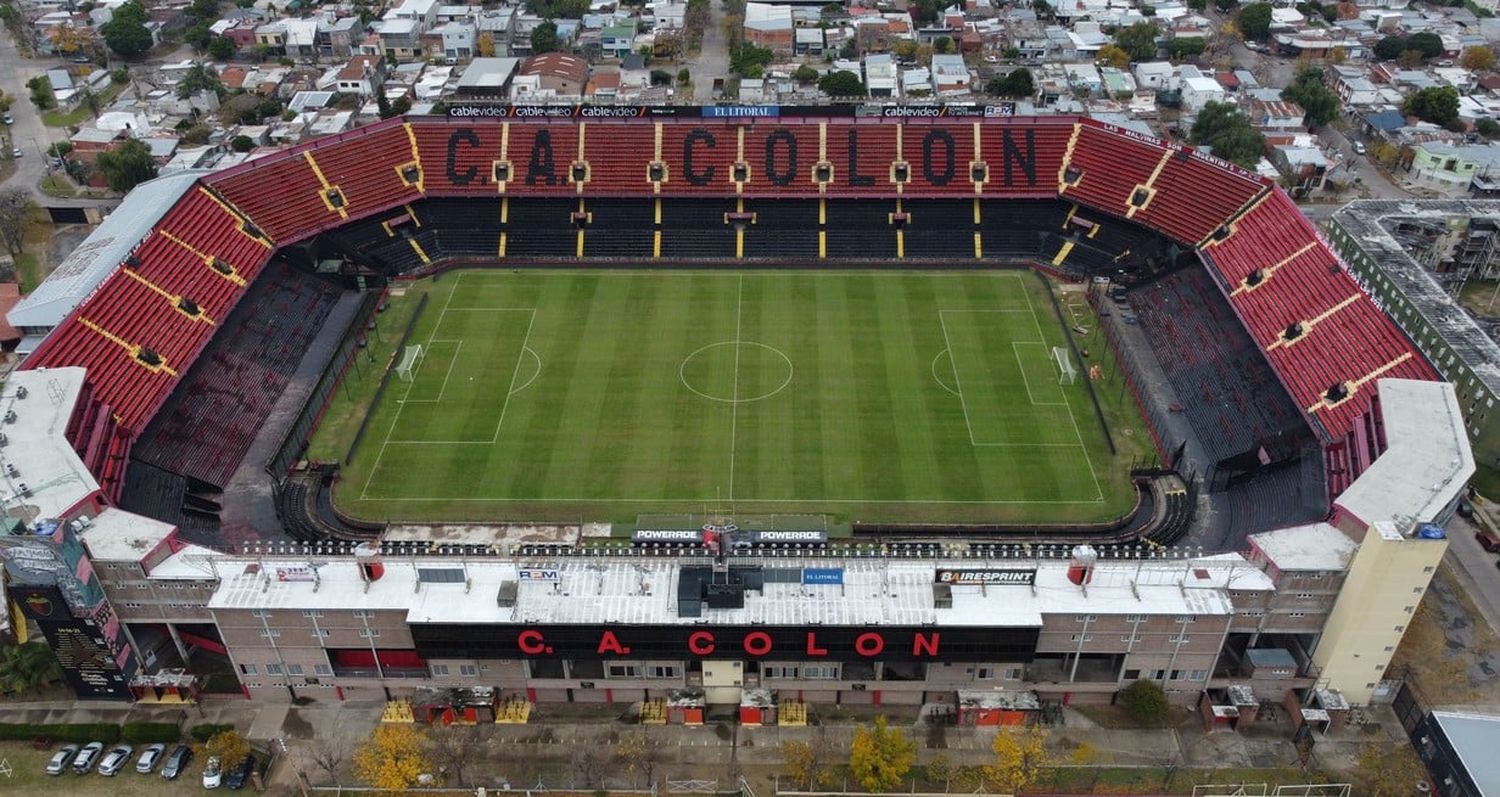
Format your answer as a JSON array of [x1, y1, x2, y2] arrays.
[[1391, 565, 1500, 706]]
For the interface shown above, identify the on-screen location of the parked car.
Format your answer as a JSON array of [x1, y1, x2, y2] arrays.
[[203, 755, 222, 789], [226, 754, 255, 790], [72, 741, 105, 774], [136, 743, 166, 774], [97, 744, 134, 776], [10, 148, 21, 158], [1458, 499, 1475, 519], [45, 744, 79, 775], [1477, 531, 1499, 553], [160, 744, 192, 780], [1352, 141, 1366, 155], [1, 113, 12, 125]]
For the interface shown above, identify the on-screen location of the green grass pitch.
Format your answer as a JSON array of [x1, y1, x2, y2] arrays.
[[332, 270, 1147, 525]]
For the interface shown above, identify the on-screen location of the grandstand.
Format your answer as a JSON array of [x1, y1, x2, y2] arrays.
[[2, 111, 1443, 547]]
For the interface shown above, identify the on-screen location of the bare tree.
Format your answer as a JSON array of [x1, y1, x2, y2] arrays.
[[573, 732, 610, 788], [0, 188, 30, 257], [310, 737, 347, 786], [615, 729, 667, 789], [428, 723, 486, 787]]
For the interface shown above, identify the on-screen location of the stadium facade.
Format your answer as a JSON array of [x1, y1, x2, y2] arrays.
[[0, 109, 1477, 713]]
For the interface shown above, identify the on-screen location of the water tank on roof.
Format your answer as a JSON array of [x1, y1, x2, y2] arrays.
[[1067, 544, 1098, 585], [1416, 524, 1446, 541]]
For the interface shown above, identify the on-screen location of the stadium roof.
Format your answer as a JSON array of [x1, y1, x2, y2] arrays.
[[1335, 378, 1473, 529], [1431, 711, 1500, 796], [1331, 199, 1500, 396], [204, 552, 1272, 625], [7, 171, 203, 331], [0, 367, 98, 521], [79, 508, 177, 563]]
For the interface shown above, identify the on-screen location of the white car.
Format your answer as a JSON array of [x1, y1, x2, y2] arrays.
[[203, 756, 222, 789], [136, 743, 166, 774], [97, 744, 134, 776], [72, 741, 105, 774]]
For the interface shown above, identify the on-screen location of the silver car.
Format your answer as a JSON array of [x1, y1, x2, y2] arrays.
[[45, 744, 79, 775], [97, 744, 134, 776], [72, 741, 104, 774], [136, 743, 166, 774]]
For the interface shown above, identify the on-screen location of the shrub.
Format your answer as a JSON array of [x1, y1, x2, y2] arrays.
[[1118, 680, 1171, 725], [121, 721, 182, 743], [0, 722, 122, 743], [189, 723, 236, 742]]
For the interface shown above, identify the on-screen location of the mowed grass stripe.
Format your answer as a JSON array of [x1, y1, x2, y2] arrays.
[[347, 270, 1135, 522]]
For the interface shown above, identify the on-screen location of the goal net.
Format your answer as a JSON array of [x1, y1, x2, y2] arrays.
[[1053, 346, 1077, 385], [396, 344, 424, 382]]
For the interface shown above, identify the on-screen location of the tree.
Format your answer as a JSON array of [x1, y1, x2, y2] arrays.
[[1096, 43, 1131, 68], [354, 725, 430, 792], [1169, 36, 1205, 60], [50, 25, 93, 55], [96, 138, 159, 192], [1477, 117, 1500, 138], [1281, 65, 1339, 125], [923, 752, 955, 790], [1117, 679, 1171, 725], [729, 42, 773, 77], [477, 32, 496, 57], [1374, 34, 1406, 61], [26, 76, 55, 111], [190, 0, 219, 21], [571, 732, 610, 788], [1405, 85, 1460, 126], [428, 724, 484, 787], [849, 715, 916, 793], [110, 67, 130, 84], [1114, 21, 1160, 61], [676, 67, 691, 84], [185, 22, 213, 52], [1406, 31, 1443, 59], [46, 141, 72, 158], [0, 640, 58, 694], [1189, 100, 1265, 169], [1238, 2, 1273, 42], [792, 64, 819, 84], [229, 134, 253, 152], [986, 68, 1035, 98], [615, 730, 666, 789], [985, 725, 1049, 794], [391, 96, 411, 116], [1461, 45, 1496, 71], [782, 727, 838, 790], [310, 738, 347, 786], [177, 62, 224, 99], [818, 69, 865, 97], [530, 19, 559, 53], [933, 35, 953, 54], [1397, 49, 1425, 69], [208, 35, 236, 60], [204, 730, 251, 771], [102, 0, 153, 57]]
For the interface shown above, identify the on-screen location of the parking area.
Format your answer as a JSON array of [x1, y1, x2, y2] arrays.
[[0, 742, 233, 795]]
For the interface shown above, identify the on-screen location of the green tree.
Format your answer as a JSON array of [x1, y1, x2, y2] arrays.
[[1281, 65, 1339, 125], [102, 0, 153, 57], [1190, 100, 1265, 169], [190, 0, 219, 20], [1404, 85, 1460, 126], [729, 42, 773, 77], [530, 19, 559, 53], [792, 64, 819, 84], [818, 69, 865, 97], [26, 75, 55, 110], [184, 21, 213, 52], [176, 62, 224, 99], [230, 134, 254, 152], [204, 730, 251, 771], [1406, 31, 1443, 59], [1374, 34, 1406, 60], [208, 35, 236, 60], [1169, 36, 1205, 60], [1461, 45, 1496, 71], [110, 67, 130, 83], [1096, 43, 1130, 67], [986, 67, 1035, 98], [0, 641, 62, 695], [1114, 21, 1160, 61], [1117, 679, 1171, 725], [1238, 2, 1273, 41], [849, 715, 916, 793], [1477, 117, 1500, 138], [391, 96, 411, 116], [525, 0, 589, 17], [95, 138, 159, 192], [933, 35, 953, 54]]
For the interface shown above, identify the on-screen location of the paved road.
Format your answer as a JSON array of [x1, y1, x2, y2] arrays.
[[693, 0, 730, 101], [1446, 510, 1500, 638]]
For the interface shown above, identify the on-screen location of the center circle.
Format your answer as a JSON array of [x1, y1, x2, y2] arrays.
[[679, 341, 794, 403]]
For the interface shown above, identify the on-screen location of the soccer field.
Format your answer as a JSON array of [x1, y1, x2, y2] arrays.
[[336, 270, 1145, 525]]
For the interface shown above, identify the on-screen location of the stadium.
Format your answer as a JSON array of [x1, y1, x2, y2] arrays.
[[0, 107, 1475, 714]]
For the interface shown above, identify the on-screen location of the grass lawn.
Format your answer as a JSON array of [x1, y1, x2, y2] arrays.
[[0, 742, 212, 795], [41, 83, 125, 128], [324, 270, 1148, 526]]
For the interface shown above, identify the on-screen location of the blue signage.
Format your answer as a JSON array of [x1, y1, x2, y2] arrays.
[[802, 568, 845, 585], [703, 105, 780, 118]]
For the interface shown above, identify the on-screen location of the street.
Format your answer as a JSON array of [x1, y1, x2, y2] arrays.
[[693, 0, 729, 101], [0, 25, 59, 204]]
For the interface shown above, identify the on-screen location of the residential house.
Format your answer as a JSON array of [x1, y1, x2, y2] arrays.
[[744, 3, 794, 55], [795, 27, 824, 56], [1181, 74, 1224, 111], [619, 53, 651, 91], [601, 19, 637, 58], [930, 54, 969, 95], [864, 53, 897, 97], [1250, 99, 1306, 130], [335, 55, 385, 97], [1408, 142, 1500, 195], [255, 20, 287, 55], [284, 18, 319, 59], [1133, 61, 1174, 90], [648, 1, 686, 30], [586, 71, 621, 98], [519, 52, 589, 96], [318, 17, 364, 60], [387, 0, 439, 31], [456, 56, 520, 97], [437, 20, 476, 60], [375, 18, 421, 60], [1272, 145, 1329, 192], [1328, 65, 1379, 106]]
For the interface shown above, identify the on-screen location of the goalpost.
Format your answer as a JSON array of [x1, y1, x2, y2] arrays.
[[396, 344, 424, 382], [1053, 346, 1077, 386]]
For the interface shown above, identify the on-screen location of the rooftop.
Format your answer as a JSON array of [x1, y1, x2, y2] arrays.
[[1431, 711, 1500, 796], [1248, 523, 1357, 572], [79, 507, 176, 563], [0, 367, 97, 521]]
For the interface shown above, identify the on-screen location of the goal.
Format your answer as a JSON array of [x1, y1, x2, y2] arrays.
[[1053, 346, 1077, 385], [396, 344, 424, 382]]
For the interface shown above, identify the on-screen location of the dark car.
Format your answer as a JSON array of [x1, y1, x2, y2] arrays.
[[226, 754, 255, 790], [160, 744, 193, 780], [1478, 531, 1499, 553]]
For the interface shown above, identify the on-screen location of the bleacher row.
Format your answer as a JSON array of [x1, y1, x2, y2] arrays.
[[62, 380, 129, 501], [19, 114, 1439, 520]]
